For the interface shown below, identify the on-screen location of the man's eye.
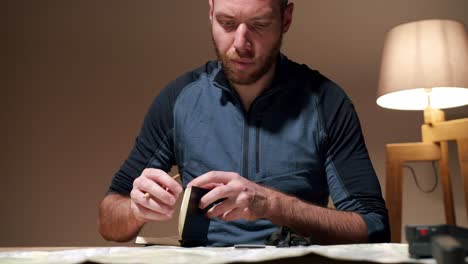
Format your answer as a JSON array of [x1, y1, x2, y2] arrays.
[[253, 22, 268, 28], [251, 22, 271, 31], [219, 20, 236, 30]]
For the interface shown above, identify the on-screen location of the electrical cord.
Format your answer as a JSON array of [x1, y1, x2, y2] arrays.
[[403, 161, 439, 193]]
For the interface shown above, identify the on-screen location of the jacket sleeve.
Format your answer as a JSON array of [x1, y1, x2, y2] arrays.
[[318, 77, 390, 243]]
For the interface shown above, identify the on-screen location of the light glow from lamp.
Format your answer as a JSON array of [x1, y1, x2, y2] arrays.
[[377, 19, 468, 111], [377, 87, 468, 110]]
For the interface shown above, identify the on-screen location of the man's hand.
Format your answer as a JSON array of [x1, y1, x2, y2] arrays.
[[130, 168, 183, 223], [187, 171, 274, 221]]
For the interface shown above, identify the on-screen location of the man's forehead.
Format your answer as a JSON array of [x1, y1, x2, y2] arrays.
[[213, 0, 280, 16]]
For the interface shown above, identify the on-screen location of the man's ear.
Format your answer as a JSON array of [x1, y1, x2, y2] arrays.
[[282, 3, 294, 33], [209, 0, 214, 23]]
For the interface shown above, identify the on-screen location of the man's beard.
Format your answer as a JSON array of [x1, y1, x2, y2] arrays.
[[212, 33, 283, 85]]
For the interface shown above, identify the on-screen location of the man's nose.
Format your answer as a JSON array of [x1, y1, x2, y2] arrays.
[[233, 23, 252, 56]]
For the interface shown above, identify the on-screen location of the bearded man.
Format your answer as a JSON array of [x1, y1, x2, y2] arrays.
[[98, 0, 390, 246]]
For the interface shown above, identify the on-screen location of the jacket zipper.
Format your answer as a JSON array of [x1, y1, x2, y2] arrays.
[[226, 88, 277, 179], [215, 77, 283, 180], [242, 117, 249, 179], [255, 118, 261, 174]]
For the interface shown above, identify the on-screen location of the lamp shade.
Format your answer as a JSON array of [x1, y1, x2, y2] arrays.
[[377, 19, 468, 110]]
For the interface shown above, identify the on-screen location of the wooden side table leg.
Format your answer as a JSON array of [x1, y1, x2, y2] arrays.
[[456, 138, 468, 221], [385, 146, 403, 243], [439, 141, 456, 225]]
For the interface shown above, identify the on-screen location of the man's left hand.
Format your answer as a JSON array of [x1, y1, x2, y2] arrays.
[[187, 171, 274, 221]]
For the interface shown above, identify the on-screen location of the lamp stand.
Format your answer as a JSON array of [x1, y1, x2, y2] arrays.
[[385, 108, 468, 242]]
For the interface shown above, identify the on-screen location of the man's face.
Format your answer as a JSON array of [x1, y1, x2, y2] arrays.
[[209, 0, 288, 85]]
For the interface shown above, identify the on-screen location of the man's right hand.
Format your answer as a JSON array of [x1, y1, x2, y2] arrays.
[[130, 168, 183, 223]]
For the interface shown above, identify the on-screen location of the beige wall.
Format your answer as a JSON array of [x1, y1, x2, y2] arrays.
[[2, 0, 467, 246]]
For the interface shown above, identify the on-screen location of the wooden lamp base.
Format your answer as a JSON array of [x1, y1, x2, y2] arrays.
[[385, 108, 468, 242]]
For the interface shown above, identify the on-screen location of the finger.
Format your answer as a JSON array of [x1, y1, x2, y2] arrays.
[[131, 201, 172, 222], [206, 198, 237, 218], [138, 176, 177, 206], [221, 207, 253, 222], [196, 182, 225, 190], [188, 171, 236, 188], [142, 169, 183, 197], [199, 184, 237, 209], [131, 189, 175, 216], [143, 169, 183, 195]]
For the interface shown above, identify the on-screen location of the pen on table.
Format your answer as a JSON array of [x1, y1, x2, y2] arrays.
[[143, 173, 180, 199]]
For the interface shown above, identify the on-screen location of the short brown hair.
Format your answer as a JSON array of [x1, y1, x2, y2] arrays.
[[280, 0, 289, 20], [213, 0, 289, 12], [281, 0, 289, 11]]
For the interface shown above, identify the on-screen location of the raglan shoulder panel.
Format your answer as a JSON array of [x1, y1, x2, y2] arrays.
[[107, 62, 217, 195]]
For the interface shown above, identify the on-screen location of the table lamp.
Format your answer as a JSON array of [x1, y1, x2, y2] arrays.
[[376, 19, 468, 242]]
